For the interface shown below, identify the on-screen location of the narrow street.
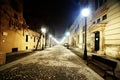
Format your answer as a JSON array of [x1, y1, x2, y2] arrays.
[[0, 45, 103, 80], [1, 0, 120, 80]]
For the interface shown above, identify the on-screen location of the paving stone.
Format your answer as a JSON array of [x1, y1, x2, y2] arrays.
[[0, 63, 87, 80], [0, 45, 103, 80]]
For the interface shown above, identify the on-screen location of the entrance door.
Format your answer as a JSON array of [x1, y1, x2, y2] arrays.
[[95, 31, 100, 51]]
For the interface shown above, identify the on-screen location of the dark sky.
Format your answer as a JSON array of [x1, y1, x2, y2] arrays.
[[23, 0, 81, 38]]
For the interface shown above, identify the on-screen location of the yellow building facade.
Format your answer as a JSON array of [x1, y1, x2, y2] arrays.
[[69, 0, 120, 58], [0, 0, 41, 55]]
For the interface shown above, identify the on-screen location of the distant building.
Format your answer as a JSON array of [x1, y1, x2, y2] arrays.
[[0, 0, 42, 64], [69, 0, 120, 58]]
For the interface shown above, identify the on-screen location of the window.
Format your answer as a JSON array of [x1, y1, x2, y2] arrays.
[[34, 45, 36, 48], [75, 24, 79, 32], [26, 35, 28, 42], [26, 46, 28, 50], [34, 37, 35, 42], [31, 36, 32, 39], [77, 24, 79, 29], [93, 21, 96, 24], [75, 28, 77, 32], [78, 35, 79, 43], [12, 48, 18, 52], [102, 14, 107, 20], [97, 18, 100, 23]]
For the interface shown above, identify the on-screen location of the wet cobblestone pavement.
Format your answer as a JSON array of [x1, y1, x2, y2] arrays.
[[0, 63, 87, 80], [0, 45, 103, 80]]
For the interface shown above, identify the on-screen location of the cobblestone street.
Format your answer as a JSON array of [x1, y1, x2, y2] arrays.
[[0, 45, 103, 80]]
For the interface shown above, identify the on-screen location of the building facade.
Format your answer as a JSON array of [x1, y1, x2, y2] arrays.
[[0, 0, 42, 57], [69, 0, 120, 58]]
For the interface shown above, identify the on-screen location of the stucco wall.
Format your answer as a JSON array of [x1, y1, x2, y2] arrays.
[[105, 0, 120, 58], [0, 0, 40, 54]]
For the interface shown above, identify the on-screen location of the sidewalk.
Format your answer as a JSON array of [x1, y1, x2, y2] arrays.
[[5, 49, 36, 64], [69, 47, 95, 59], [0, 47, 49, 66], [69, 47, 120, 80]]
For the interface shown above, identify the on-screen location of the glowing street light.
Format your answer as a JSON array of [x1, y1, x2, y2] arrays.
[[66, 32, 70, 36], [60, 36, 66, 44], [41, 28, 46, 33], [81, 8, 90, 17], [65, 32, 70, 48], [52, 37, 59, 44], [49, 34, 52, 38], [81, 8, 90, 60], [41, 27, 47, 49]]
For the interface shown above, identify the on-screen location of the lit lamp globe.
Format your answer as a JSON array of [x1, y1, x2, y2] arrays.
[[41, 27, 46, 49], [41, 28, 46, 33], [81, 8, 90, 17], [66, 32, 70, 36], [49, 34, 52, 38]]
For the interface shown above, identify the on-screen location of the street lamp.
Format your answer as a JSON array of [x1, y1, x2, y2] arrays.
[[41, 28, 46, 33], [41, 27, 46, 49], [35, 27, 47, 50], [49, 34, 52, 47], [81, 8, 90, 60], [65, 32, 70, 48], [49, 34, 52, 37], [65, 32, 70, 36]]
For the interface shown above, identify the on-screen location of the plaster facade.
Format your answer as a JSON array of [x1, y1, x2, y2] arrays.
[[69, 0, 120, 58], [0, 0, 41, 55]]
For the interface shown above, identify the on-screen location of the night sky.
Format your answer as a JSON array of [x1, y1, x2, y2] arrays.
[[23, 0, 81, 38]]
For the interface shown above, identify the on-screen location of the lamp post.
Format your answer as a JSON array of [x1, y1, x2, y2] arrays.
[[65, 32, 70, 48], [35, 27, 46, 50], [41, 27, 46, 49], [81, 8, 90, 60], [49, 34, 52, 47]]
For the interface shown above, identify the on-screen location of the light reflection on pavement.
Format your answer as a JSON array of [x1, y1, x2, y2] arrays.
[[0, 45, 103, 80]]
